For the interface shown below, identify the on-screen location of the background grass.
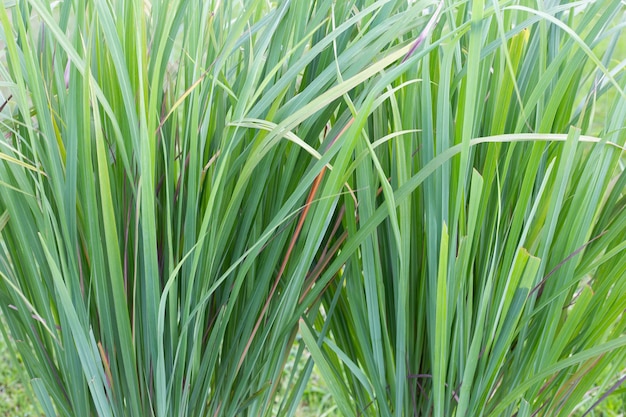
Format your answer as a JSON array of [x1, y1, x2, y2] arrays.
[[0, 316, 41, 416]]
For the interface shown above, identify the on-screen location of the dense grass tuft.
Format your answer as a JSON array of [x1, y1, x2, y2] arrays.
[[0, 1, 624, 416]]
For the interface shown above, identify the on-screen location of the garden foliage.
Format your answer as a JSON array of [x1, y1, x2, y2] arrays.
[[0, 0, 624, 416]]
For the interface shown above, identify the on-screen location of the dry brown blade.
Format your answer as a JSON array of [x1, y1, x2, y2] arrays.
[[236, 165, 326, 373], [300, 181, 385, 304], [0, 94, 12, 112], [98, 341, 114, 391], [530, 230, 607, 297], [299, 229, 348, 305], [236, 117, 355, 372], [581, 372, 626, 417], [548, 355, 603, 416]]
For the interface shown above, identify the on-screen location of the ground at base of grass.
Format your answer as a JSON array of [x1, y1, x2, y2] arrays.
[[0, 314, 42, 417]]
